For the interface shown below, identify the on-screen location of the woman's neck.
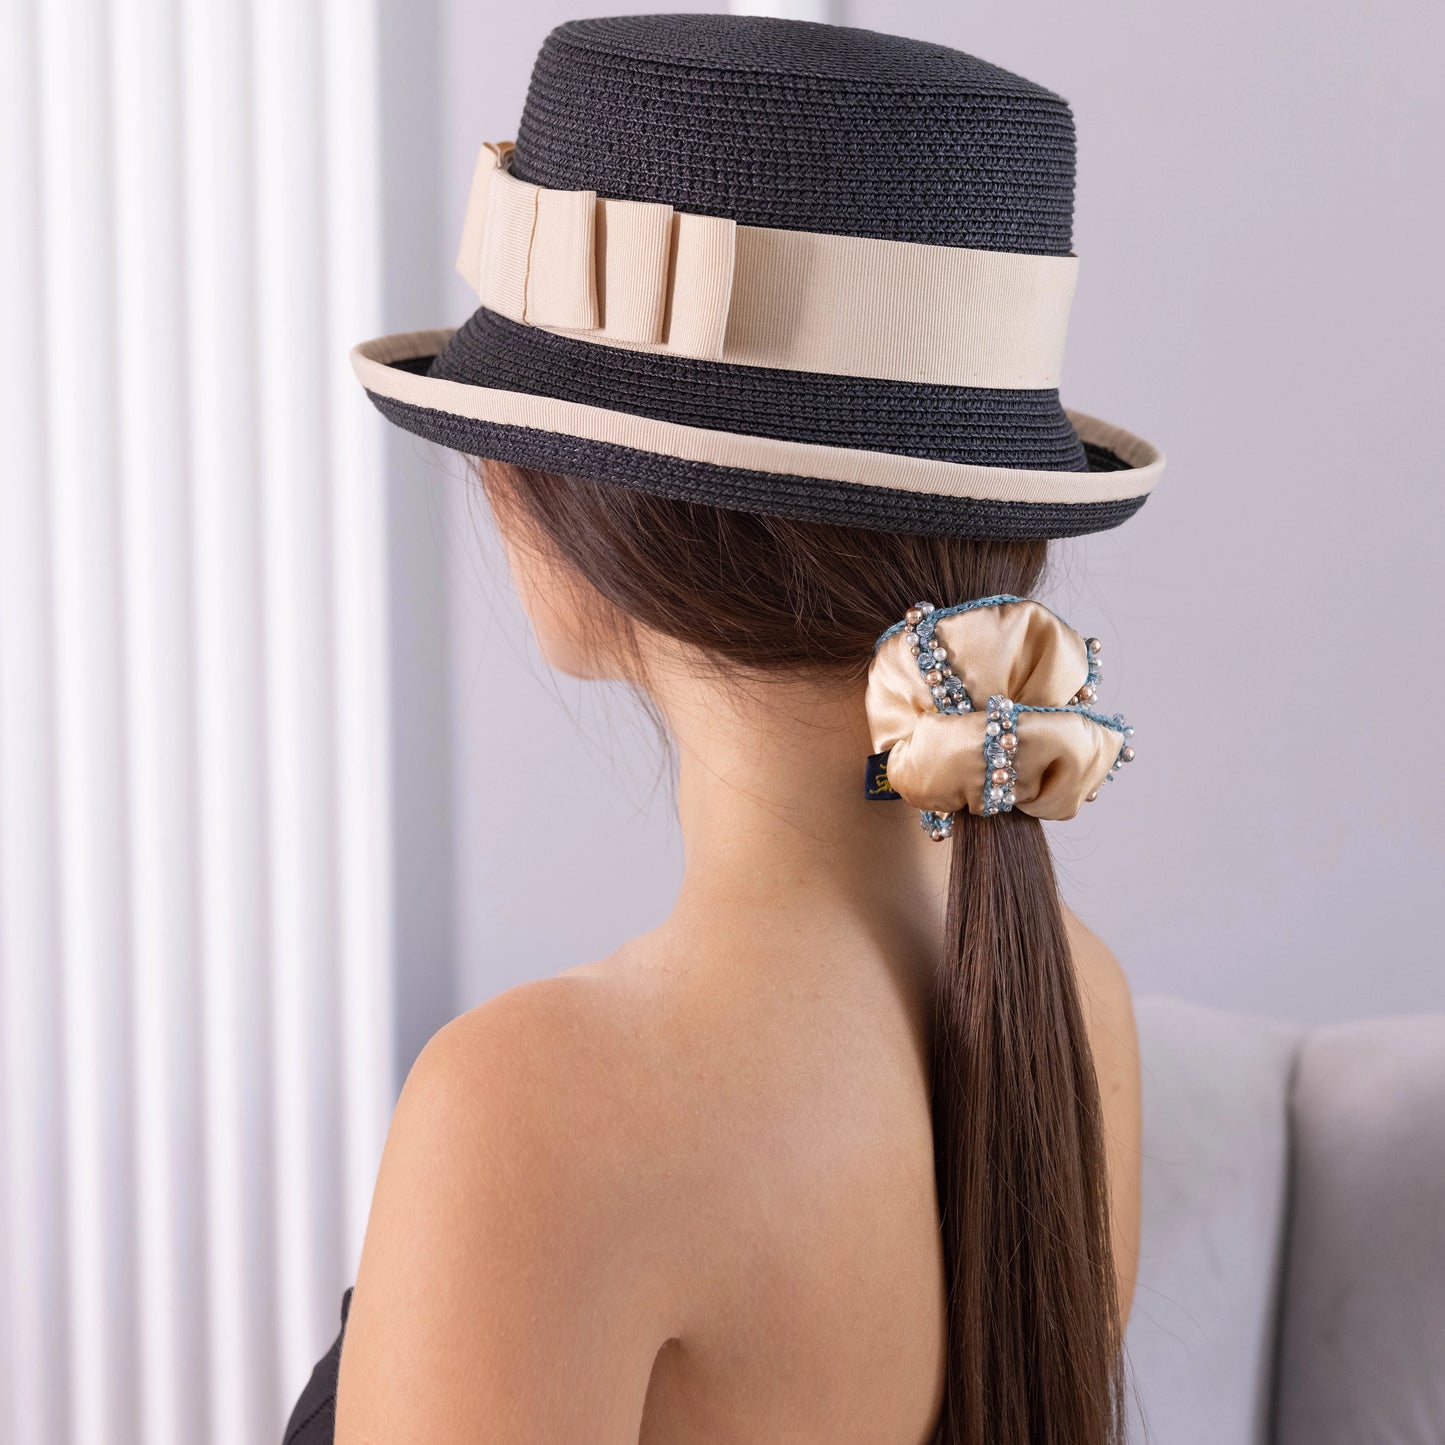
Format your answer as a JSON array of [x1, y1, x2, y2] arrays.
[[642, 649, 951, 987]]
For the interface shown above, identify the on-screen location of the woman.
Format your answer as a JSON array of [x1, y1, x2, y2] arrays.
[[288, 14, 1163, 1444]]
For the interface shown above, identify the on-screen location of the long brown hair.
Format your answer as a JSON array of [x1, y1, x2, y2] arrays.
[[479, 459, 1125, 1445]]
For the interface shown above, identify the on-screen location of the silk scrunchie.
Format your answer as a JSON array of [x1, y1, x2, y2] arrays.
[[865, 596, 1135, 830]]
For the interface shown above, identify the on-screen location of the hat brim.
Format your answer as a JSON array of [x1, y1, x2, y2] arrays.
[[353, 327, 1163, 540]]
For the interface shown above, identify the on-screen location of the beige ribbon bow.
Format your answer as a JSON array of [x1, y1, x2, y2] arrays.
[[866, 599, 1132, 822], [454, 141, 737, 361]]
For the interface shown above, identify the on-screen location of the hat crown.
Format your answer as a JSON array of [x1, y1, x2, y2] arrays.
[[511, 15, 1077, 255]]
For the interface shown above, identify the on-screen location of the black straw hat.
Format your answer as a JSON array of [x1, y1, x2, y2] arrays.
[[353, 14, 1163, 539]]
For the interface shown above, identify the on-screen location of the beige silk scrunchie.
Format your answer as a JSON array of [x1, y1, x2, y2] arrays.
[[865, 596, 1136, 836]]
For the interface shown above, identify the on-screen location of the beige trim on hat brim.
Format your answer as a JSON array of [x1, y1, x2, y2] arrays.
[[351, 328, 1165, 507]]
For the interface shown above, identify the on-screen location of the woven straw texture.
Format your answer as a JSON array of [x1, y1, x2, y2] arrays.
[[512, 15, 1077, 255]]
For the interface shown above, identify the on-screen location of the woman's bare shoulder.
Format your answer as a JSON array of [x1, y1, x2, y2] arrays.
[[337, 972, 679, 1442], [377, 970, 673, 1243], [1063, 909, 1137, 1046], [1062, 908, 1142, 1319], [420, 971, 646, 1101]]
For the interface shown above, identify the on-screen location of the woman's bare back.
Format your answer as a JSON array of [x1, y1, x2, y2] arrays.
[[336, 900, 1137, 1445], [612, 921, 948, 1445]]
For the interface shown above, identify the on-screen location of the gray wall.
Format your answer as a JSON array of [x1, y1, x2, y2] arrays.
[[380, 0, 460, 1101], [409, 0, 1443, 1059]]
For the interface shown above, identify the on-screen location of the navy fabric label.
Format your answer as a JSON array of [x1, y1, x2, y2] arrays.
[[865, 751, 901, 800]]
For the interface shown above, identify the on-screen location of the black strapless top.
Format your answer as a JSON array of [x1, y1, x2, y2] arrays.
[[283, 1291, 351, 1444]]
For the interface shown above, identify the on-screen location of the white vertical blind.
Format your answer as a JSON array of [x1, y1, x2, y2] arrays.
[[182, 1, 278, 1436], [321, 0, 395, 1274], [0, 2, 69, 1441], [0, 3, 397, 1442], [252, 0, 346, 1389], [111, 2, 207, 1442], [37, 3, 140, 1443]]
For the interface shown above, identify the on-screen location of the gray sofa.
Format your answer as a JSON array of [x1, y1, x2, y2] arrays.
[[1126, 999, 1445, 1444]]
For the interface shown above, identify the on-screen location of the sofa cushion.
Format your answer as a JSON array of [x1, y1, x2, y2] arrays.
[[1274, 1015, 1445, 1445], [1126, 997, 1303, 1445]]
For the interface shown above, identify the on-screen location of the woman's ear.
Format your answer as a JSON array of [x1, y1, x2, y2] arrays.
[[493, 507, 631, 682]]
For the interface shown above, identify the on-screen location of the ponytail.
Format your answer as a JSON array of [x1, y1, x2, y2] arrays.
[[931, 809, 1124, 1445]]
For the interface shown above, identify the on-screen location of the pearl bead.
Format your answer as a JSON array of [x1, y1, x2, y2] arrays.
[[1087, 637, 1102, 655], [1124, 726, 1135, 739], [991, 767, 1011, 785], [905, 608, 923, 626], [985, 721, 1001, 736], [1085, 790, 1099, 803], [931, 646, 947, 662], [930, 828, 947, 842], [1078, 684, 1096, 702], [1121, 746, 1136, 762], [999, 732, 1018, 752], [925, 669, 943, 686]]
